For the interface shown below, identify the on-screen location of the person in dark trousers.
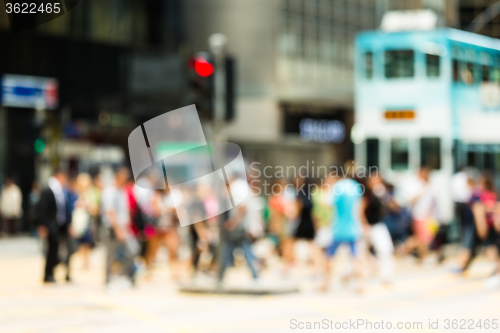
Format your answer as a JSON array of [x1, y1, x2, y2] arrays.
[[293, 176, 323, 274], [456, 173, 497, 273], [102, 167, 138, 286], [28, 180, 42, 237], [37, 169, 73, 283], [218, 178, 258, 285]]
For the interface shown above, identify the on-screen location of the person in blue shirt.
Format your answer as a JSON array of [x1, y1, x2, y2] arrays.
[[321, 171, 364, 292]]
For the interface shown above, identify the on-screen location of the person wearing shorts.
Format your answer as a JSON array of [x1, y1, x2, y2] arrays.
[[321, 172, 363, 292], [325, 239, 358, 257]]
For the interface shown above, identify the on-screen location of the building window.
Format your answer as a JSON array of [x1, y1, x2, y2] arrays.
[[366, 138, 379, 169], [365, 51, 373, 79], [278, 0, 378, 82], [420, 138, 441, 170], [385, 50, 414, 78], [391, 138, 409, 170], [426, 54, 440, 77]]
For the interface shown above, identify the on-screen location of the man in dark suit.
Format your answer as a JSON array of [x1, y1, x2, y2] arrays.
[[36, 169, 72, 283]]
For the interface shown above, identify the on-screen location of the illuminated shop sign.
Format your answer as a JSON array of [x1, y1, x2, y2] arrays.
[[299, 118, 346, 143]]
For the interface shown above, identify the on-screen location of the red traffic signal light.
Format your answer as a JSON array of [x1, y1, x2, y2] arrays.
[[193, 56, 214, 77]]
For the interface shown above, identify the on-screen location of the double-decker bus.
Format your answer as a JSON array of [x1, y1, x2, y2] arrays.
[[354, 28, 500, 222]]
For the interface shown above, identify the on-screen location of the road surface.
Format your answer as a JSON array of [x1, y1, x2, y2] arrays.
[[0, 237, 499, 333]]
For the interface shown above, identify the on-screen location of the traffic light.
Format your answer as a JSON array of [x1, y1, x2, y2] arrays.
[[34, 138, 45, 154], [187, 52, 214, 120], [186, 52, 236, 121], [194, 56, 214, 77]]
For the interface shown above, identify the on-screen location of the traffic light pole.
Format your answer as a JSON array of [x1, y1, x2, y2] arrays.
[[209, 34, 230, 288], [208, 33, 227, 143]]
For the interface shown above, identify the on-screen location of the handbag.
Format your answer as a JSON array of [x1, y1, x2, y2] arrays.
[[71, 207, 90, 238], [315, 226, 333, 248], [426, 217, 439, 235]]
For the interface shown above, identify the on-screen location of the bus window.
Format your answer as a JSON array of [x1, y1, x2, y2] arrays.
[[466, 62, 475, 84], [491, 67, 500, 83], [426, 54, 440, 77], [420, 138, 441, 170], [366, 51, 373, 79], [454, 60, 475, 84], [482, 65, 490, 82], [391, 138, 409, 170], [452, 139, 459, 173], [496, 153, 500, 173], [467, 151, 475, 168], [385, 50, 414, 78], [453, 59, 459, 82], [366, 138, 379, 169], [484, 151, 494, 171]]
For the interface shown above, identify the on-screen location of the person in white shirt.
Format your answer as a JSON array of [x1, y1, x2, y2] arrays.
[[399, 167, 440, 262], [451, 168, 472, 205], [0, 177, 23, 237], [451, 168, 474, 248]]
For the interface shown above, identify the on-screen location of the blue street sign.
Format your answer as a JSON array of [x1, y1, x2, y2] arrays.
[[1, 74, 58, 109]]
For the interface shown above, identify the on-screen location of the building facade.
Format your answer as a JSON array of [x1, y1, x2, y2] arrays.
[[0, 0, 185, 231], [183, 0, 454, 173]]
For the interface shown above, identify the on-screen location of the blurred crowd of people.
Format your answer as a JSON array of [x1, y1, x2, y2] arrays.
[[1, 161, 499, 292]]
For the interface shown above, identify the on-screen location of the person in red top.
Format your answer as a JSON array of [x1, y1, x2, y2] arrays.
[[124, 178, 139, 237], [485, 200, 500, 289], [479, 181, 496, 231], [456, 172, 500, 274], [267, 178, 298, 269], [475, 174, 497, 242]]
